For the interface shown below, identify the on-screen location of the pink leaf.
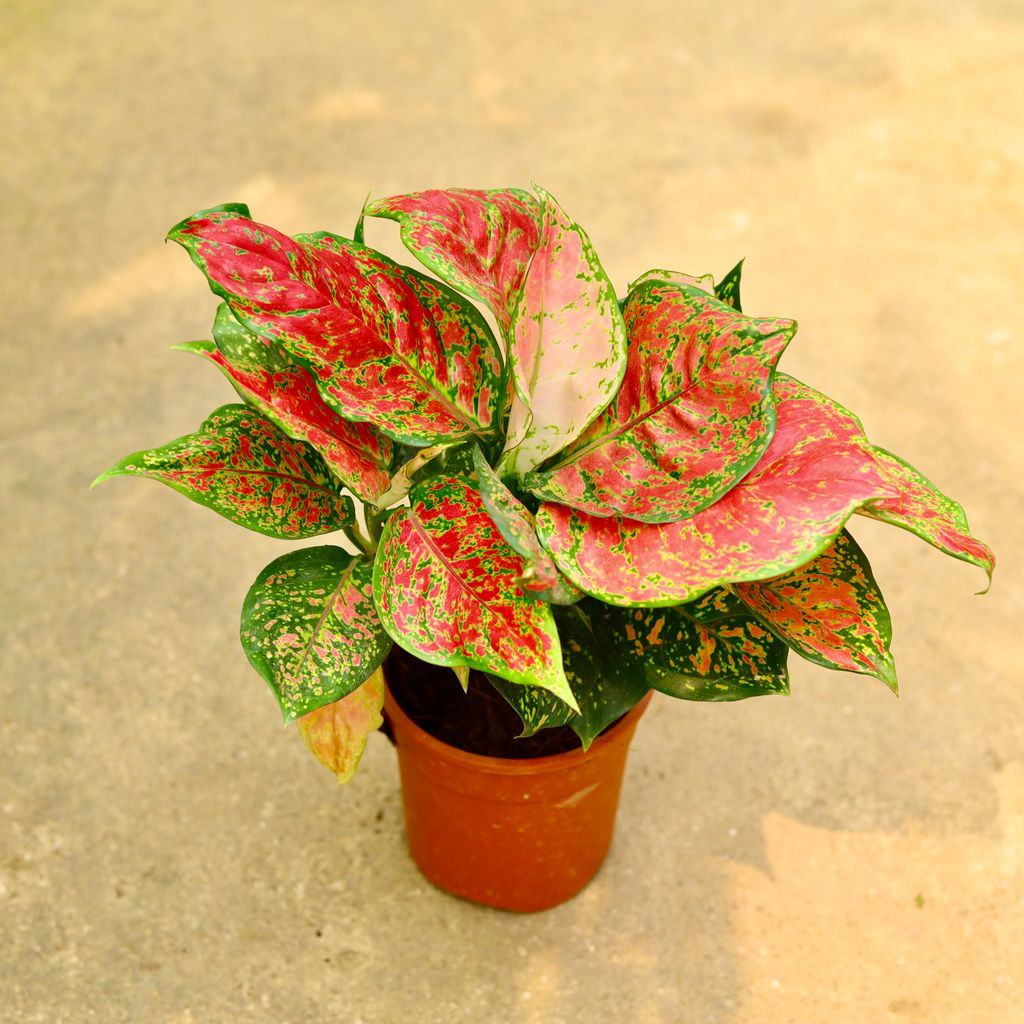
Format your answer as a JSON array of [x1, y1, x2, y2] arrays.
[[536, 376, 896, 605], [528, 277, 794, 521], [168, 209, 504, 447], [500, 187, 628, 476], [857, 447, 994, 588], [366, 187, 542, 337], [373, 476, 577, 709]]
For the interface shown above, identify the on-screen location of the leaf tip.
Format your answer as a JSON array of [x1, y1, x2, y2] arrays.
[[89, 467, 115, 489], [876, 658, 899, 696]]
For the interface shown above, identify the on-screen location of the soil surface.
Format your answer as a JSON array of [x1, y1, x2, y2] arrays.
[[383, 646, 582, 758]]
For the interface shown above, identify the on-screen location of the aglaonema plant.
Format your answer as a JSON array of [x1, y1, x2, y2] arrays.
[[94, 186, 994, 780]]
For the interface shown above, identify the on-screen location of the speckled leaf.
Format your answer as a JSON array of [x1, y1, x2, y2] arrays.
[[715, 259, 744, 311], [582, 590, 789, 702], [537, 375, 896, 606], [366, 187, 542, 336], [241, 548, 391, 722], [92, 404, 355, 538], [296, 666, 385, 783], [167, 208, 503, 446], [627, 268, 716, 294], [471, 445, 560, 592], [734, 530, 897, 691], [500, 187, 628, 476], [527, 278, 794, 521], [485, 673, 577, 738], [554, 602, 652, 748], [857, 447, 994, 587], [208, 299, 291, 370], [373, 475, 577, 709], [178, 307, 395, 503]]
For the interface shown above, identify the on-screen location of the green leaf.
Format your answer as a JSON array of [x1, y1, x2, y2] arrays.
[[296, 666, 385, 782], [580, 591, 789, 702], [734, 530, 897, 692], [485, 673, 577, 738], [92, 404, 355, 539], [168, 208, 504, 447], [210, 299, 291, 371], [373, 475, 578, 710], [240, 547, 391, 722], [554, 601, 652, 748], [857, 447, 994, 589], [537, 375, 896, 605], [471, 445, 562, 592], [527, 278, 794, 522], [499, 186, 628, 476], [715, 259, 744, 311]]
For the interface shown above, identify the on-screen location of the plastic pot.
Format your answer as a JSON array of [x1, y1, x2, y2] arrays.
[[383, 683, 652, 912]]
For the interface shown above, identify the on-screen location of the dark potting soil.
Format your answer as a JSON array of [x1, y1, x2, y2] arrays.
[[383, 646, 583, 759]]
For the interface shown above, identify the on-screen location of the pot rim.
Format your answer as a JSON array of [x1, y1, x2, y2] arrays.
[[383, 682, 653, 778]]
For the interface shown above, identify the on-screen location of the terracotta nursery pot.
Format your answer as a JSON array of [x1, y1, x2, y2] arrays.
[[383, 683, 653, 912]]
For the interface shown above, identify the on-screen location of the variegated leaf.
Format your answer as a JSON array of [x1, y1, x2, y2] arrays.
[[209, 298, 291, 370], [296, 666, 386, 783], [167, 208, 504, 447], [715, 259, 744, 311], [366, 187, 542, 336], [178, 307, 395, 504], [373, 475, 577, 709], [92, 404, 355, 538], [527, 278, 794, 521], [554, 601, 652, 748], [485, 673, 577, 738], [471, 444, 560, 592], [241, 548, 391, 721], [857, 447, 994, 586], [627, 268, 716, 294], [734, 530, 896, 691], [536, 375, 896, 605], [499, 187, 628, 476], [581, 590, 789, 701]]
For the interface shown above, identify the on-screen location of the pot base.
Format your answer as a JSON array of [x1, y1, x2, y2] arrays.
[[384, 681, 651, 912]]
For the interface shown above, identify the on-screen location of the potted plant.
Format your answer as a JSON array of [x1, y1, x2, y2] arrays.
[[94, 186, 993, 912]]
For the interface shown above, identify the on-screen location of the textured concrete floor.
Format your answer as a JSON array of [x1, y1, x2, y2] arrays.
[[3, 1, 1023, 1021]]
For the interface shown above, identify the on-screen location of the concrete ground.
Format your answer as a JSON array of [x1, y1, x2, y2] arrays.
[[3, 1, 1023, 1021]]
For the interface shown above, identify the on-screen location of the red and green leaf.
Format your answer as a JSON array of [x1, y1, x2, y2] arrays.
[[296, 666, 386, 783], [240, 548, 391, 722], [92, 404, 355, 538], [499, 187, 628, 476], [536, 375, 896, 605], [366, 187, 542, 337], [734, 530, 896, 690], [167, 208, 504, 446], [178, 308, 395, 504], [579, 590, 789, 701], [857, 447, 994, 587], [527, 278, 794, 521], [373, 475, 577, 709]]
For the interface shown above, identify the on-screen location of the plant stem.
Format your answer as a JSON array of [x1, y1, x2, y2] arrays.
[[343, 520, 374, 555], [372, 444, 446, 509]]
